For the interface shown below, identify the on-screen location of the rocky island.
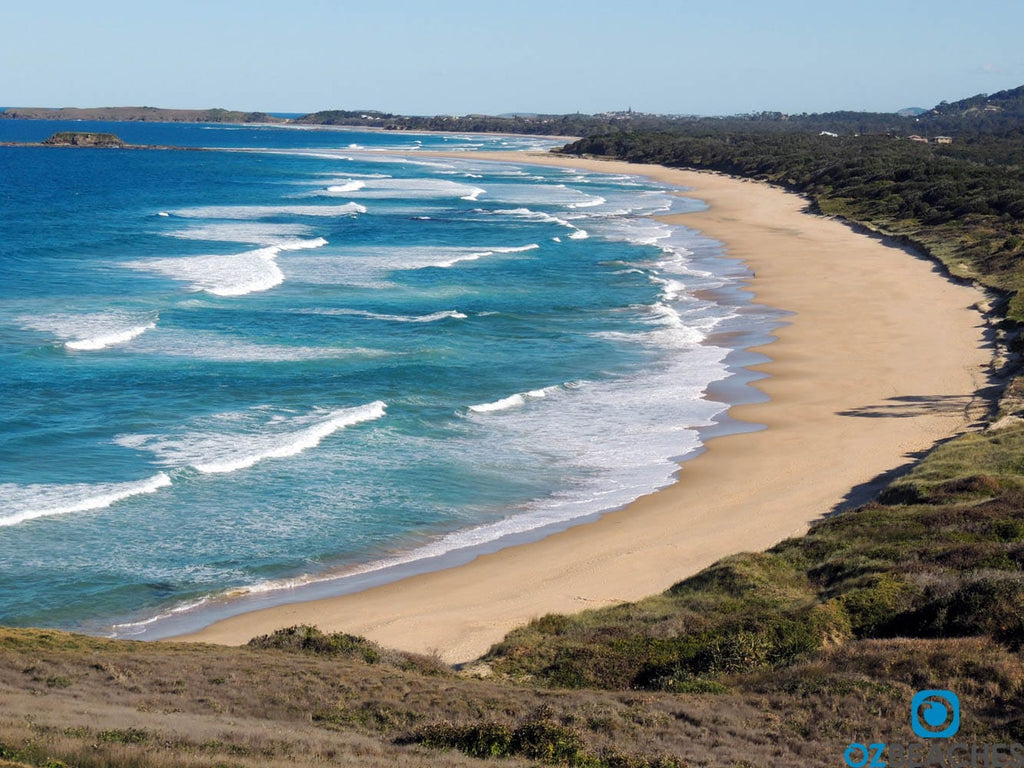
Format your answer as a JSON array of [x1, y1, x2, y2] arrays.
[[1, 131, 203, 151], [42, 131, 126, 147]]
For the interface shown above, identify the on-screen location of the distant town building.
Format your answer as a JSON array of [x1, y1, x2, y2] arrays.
[[908, 135, 929, 143], [934, 136, 954, 144], [819, 131, 838, 138]]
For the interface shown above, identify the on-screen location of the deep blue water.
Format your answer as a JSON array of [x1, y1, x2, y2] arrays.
[[0, 121, 775, 637]]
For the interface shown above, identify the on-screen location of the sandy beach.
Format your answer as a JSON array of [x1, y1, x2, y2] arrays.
[[180, 153, 992, 663]]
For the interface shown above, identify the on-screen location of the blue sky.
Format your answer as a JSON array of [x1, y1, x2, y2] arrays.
[[3, 0, 1022, 116]]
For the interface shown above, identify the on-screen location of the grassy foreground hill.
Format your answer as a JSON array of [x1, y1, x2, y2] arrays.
[[4, 88, 1024, 766]]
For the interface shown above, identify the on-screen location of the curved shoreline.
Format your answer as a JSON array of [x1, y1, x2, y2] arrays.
[[176, 154, 992, 663]]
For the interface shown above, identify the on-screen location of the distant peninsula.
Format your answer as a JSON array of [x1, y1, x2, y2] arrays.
[[0, 106, 286, 124]]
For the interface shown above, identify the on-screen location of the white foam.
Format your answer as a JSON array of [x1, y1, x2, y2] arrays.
[[315, 177, 485, 201], [128, 238, 326, 296], [468, 394, 526, 413], [326, 181, 366, 193], [479, 184, 605, 209], [0, 473, 172, 527], [167, 203, 366, 219], [485, 207, 588, 240], [284, 243, 538, 286], [569, 195, 607, 209], [313, 172, 392, 179], [117, 401, 386, 475], [305, 308, 467, 323], [165, 222, 314, 245], [593, 301, 727, 349], [66, 323, 156, 350], [129, 330, 383, 362], [468, 384, 563, 413], [594, 218, 673, 247], [434, 243, 539, 269], [20, 311, 159, 351], [111, 595, 216, 635]]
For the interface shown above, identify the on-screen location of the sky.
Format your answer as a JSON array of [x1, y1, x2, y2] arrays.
[[3, 0, 1023, 116]]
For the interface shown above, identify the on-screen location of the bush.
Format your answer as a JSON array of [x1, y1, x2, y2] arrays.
[[248, 625, 381, 664], [98, 727, 149, 744], [632, 603, 847, 690], [841, 574, 915, 637], [888, 575, 1024, 646], [408, 718, 588, 764]]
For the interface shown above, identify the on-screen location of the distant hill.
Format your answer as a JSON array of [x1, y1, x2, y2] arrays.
[[931, 84, 1024, 116], [917, 85, 1024, 133], [0, 106, 287, 124], [3, 85, 1022, 138]]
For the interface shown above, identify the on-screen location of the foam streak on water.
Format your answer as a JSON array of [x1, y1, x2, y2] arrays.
[[0, 474, 173, 527], [128, 238, 327, 296], [117, 401, 387, 475], [167, 202, 367, 219], [468, 384, 565, 413], [20, 311, 159, 350], [303, 308, 467, 323]]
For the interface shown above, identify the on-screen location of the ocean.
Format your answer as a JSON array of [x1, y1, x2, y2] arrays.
[[0, 120, 779, 638]]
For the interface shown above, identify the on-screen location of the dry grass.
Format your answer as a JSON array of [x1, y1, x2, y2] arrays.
[[0, 626, 948, 768], [2, 627, 1022, 767]]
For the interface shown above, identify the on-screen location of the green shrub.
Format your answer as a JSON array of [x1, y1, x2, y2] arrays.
[[247, 625, 381, 664], [409, 719, 583, 762], [406, 717, 684, 766], [889, 575, 1024, 646], [632, 603, 846, 690], [98, 727, 149, 744], [841, 574, 915, 637]]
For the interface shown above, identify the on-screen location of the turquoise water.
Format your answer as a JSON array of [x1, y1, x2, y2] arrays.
[[0, 121, 775, 637]]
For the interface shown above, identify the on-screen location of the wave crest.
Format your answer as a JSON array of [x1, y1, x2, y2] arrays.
[[118, 401, 387, 475], [20, 311, 159, 351], [0, 474, 172, 527], [468, 383, 565, 414], [128, 238, 326, 296], [306, 308, 467, 323]]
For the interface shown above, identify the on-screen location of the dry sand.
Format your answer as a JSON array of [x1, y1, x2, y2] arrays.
[[180, 154, 992, 663]]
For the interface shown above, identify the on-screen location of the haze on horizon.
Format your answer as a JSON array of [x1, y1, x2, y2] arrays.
[[4, 0, 1022, 118]]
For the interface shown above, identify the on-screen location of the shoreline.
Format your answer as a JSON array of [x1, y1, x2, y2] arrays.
[[176, 153, 992, 663]]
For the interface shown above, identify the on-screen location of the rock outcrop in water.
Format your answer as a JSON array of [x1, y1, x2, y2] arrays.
[[41, 132, 126, 147]]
